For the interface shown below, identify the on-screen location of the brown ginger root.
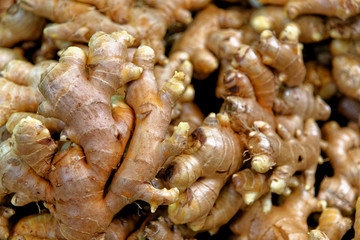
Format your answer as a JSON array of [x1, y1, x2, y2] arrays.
[[10, 213, 58, 240], [355, 197, 360, 240], [285, 0, 360, 20], [250, 6, 329, 43], [75, 0, 134, 24], [330, 39, 360, 56], [19, 0, 210, 64], [310, 208, 352, 240], [318, 121, 360, 215], [0, 4, 45, 47], [258, 23, 305, 87], [230, 180, 325, 240], [274, 83, 331, 121], [232, 168, 269, 205], [247, 119, 321, 195], [232, 45, 276, 110], [0, 117, 56, 206], [144, 216, 184, 240], [304, 61, 337, 100], [0, 47, 24, 69], [0, 60, 56, 126], [105, 214, 141, 240], [0, 206, 14, 240], [165, 113, 243, 230], [332, 54, 360, 100], [171, 4, 245, 79], [188, 180, 245, 234], [327, 15, 360, 39]]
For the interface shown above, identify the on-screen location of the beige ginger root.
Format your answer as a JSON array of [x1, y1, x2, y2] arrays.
[[318, 121, 360, 215], [274, 84, 331, 121], [258, 23, 305, 87], [230, 181, 325, 240], [327, 15, 360, 40], [0, 47, 24, 69], [34, 32, 187, 239], [247, 119, 321, 194], [231, 45, 276, 110], [285, 0, 360, 20], [332, 54, 360, 100], [355, 197, 360, 240], [164, 113, 243, 230], [310, 208, 352, 240], [0, 4, 45, 47], [19, 0, 210, 64], [10, 213, 58, 240], [0, 117, 56, 206], [250, 6, 328, 43], [0, 60, 56, 126], [304, 61, 337, 100], [171, 4, 245, 79], [0, 207, 14, 240]]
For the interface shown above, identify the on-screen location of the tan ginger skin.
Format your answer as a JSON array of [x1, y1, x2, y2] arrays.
[[0, 207, 14, 239], [171, 4, 245, 79], [318, 121, 360, 215], [327, 15, 360, 39], [258, 23, 306, 87], [247, 119, 321, 195], [250, 6, 329, 43], [0, 117, 56, 207], [355, 197, 360, 240], [332, 54, 360, 100], [0, 3, 45, 47], [0, 47, 24, 69], [18, 0, 210, 64], [230, 182, 325, 240], [285, 0, 360, 20], [32, 31, 185, 239], [0, 60, 56, 126], [10, 213, 58, 240], [165, 113, 243, 231], [310, 208, 352, 240]]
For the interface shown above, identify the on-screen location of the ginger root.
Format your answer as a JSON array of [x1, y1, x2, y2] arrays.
[[285, 0, 360, 20], [0, 3, 45, 47], [165, 113, 243, 231]]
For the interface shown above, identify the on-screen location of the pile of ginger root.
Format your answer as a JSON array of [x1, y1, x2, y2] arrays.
[[0, 0, 360, 239]]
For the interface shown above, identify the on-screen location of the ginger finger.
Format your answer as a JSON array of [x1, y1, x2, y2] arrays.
[[330, 39, 360, 56], [327, 15, 360, 40], [0, 47, 24, 69], [355, 197, 360, 240], [75, 0, 134, 24], [258, 23, 305, 87], [285, 0, 360, 20], [188, 181, 244, 234], [0, 207, 14, 240], [332, 54, 360, 100], [318, 122, 360, 214], [0, 60, 56, 126], [171, 4, 245, 79], [314, 208, 352, 240], [11, 213, 58, 240], [105, 214, 141, 240], [232, 45, 276, 110], [230, 180, 325, 240], [165, 113, 243, 229], [304, 61, 336, 100], [274, 84, 331, 121], [247, 119, 321, 194], [105, 47, 185, 216], [0, 4, 45, 47], [0, 120, 55, 206]]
